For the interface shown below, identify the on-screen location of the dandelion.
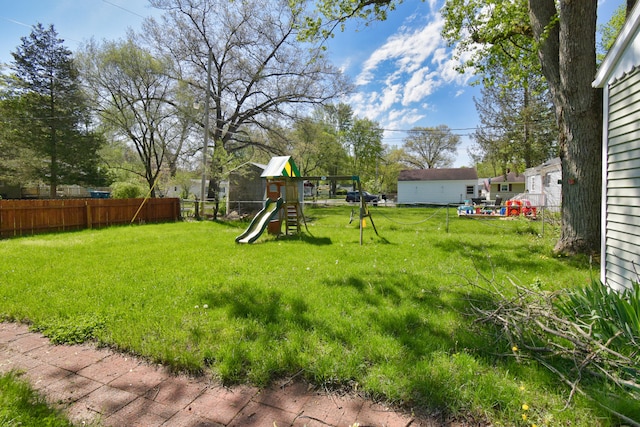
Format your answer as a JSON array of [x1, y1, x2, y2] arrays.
[[519, 386, 525, 391], [522, 404, 529, 411], [203, 304, 209, 309], [512, 345, 519, 352], [194, 305, 199, 309], [522, 413, 527, 421]]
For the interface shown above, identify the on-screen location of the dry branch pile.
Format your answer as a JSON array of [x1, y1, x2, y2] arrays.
[[465, 276, 640, 425]]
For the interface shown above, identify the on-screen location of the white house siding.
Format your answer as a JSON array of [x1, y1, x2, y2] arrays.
[[397, 180, 476, 205], [524, 159, 562, 211], [602, 70, 640, 290]]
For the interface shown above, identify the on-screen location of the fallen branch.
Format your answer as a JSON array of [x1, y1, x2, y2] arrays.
[[461, 274, 640, 424]]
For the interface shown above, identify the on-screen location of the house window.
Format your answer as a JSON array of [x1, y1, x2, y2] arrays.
[[543, 173, 551, 187], [466, 185, 474, 195], [500, 183, 509, 192]]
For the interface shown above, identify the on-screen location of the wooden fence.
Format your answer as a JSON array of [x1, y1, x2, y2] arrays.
[[0, 198, 180, 238]]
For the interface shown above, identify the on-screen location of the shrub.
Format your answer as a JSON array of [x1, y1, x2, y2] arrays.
[[111, 182, 145, 199], [557, 280, 640, 360]]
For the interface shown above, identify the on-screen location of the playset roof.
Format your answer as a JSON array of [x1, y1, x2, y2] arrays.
[[261, 156, 300, 178]]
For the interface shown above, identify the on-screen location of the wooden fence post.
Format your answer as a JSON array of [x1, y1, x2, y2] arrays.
[[86, 202, 92, 229]]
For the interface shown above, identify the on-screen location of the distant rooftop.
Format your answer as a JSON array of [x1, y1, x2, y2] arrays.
[[398, 168, 478, 181], [489, 172, 525, 183]]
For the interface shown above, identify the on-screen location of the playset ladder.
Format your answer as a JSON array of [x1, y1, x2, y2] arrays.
[[285, 202, 300, 235]]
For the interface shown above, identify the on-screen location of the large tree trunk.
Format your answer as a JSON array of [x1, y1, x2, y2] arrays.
[[529, 0, 602, 255]]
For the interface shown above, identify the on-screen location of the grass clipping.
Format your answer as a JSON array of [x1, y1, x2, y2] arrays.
[[465, 273, 640, 426]]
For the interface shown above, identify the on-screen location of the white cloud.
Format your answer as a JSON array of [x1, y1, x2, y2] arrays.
[[338, 57, 352, 74], [341, 1, 483, 160], [387, 108, 425, 126], [426, 0, 440, 12], [431, 47, 448, 65], [349, 6, 481, 130], [348, 78, 405, 123], [355, 13, 445, 86], [402, 67, 438, 105], [380, 83, 401, 111]]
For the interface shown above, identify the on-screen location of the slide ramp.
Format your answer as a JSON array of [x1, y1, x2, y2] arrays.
[[235, 198, 283, 244]]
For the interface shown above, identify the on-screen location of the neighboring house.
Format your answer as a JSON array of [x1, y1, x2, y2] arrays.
[[397, 168, 478, 205], [524, 158, 562, 211], [593, 1, 640, 291], [165, 179, 208, 199], [485, 171, 525, 201]]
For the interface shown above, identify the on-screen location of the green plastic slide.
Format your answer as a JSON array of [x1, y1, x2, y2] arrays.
[[235, 198, 283, 244]]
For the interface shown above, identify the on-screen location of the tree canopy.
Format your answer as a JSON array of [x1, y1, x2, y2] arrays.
[[598, 4, 626, 61], [143, 0, 350, 153], [79, 37, 195, 197], [137, 0, 351, 204], [2, 23, 107, 197], [471, 63, 557, 176], [402, 125, 461, 169]]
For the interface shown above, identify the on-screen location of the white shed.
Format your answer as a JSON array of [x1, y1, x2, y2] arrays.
[[593, 2, 640, 291], [397, 168, 478, 205]]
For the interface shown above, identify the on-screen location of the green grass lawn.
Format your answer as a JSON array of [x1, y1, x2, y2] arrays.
[[0, 371, 74, 426], [0, 206, 628, 426]]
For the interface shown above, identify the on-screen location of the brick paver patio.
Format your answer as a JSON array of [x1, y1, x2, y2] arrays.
[[0, 322, 466, 426]]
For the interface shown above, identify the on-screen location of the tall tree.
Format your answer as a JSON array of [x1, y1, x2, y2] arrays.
[[79, 37, 196, 197], [345, 117, 384, 183], [314, 103, 354, 193], [402, 125, 461, 169], [472, 65, 557, 176], [528, 0, 602, 255], [377, 146, 406, 194], [0, 72, 24, 183], [442, 0, 603, 254], [0, 95, 35, 184], [319, 103, 354, 141], [142, 0, 350, 200], [5, 24, 107, 197], [289, 116, 348, 177]]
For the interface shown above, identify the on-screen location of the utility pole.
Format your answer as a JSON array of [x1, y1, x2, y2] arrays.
[[200, 48, 213, 218]]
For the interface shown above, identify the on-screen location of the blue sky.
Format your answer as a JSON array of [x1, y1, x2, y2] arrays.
[[0, 0, 625, 167]]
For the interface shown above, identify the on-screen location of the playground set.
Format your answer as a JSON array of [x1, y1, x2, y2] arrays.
[[235, 156, 377, 244]]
